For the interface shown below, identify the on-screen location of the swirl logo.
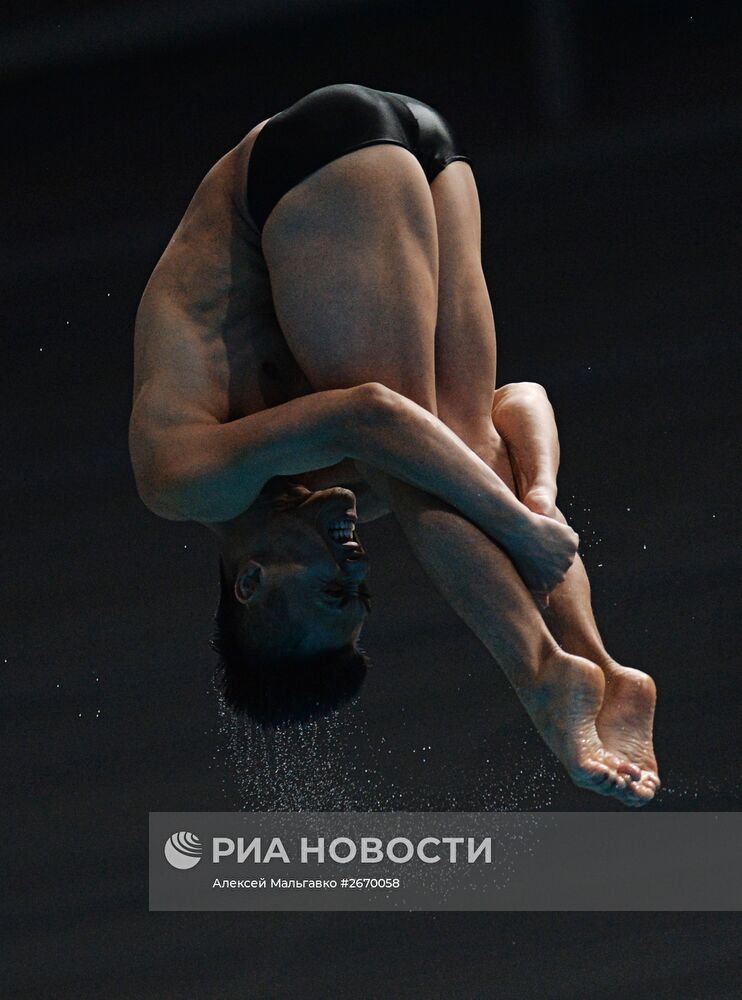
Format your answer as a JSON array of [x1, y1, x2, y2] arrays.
[[164, 831, 203, 870]]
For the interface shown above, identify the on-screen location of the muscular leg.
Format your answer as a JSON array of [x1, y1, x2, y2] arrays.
[[550, 557, 659, 795], [426, 162, 658, 802], [262, 145, 648, 804], [262, 146, 439, 411], [492, 382, 559, 513], [492, 383, 660, 791]]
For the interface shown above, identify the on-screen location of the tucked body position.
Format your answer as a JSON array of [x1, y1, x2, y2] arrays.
[[129, 84, 660, 805]]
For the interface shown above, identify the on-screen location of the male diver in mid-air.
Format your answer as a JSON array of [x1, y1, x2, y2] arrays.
[[129, 84, 660, 805]]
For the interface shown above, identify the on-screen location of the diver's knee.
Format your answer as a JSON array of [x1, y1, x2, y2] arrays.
[[493, 381, 550, 416], [504, 381, 548, 400]]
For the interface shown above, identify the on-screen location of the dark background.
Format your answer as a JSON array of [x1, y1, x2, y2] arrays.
[[3, 1, 741, 996]]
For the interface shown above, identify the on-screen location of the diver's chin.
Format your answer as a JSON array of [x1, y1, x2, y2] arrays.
[[314, 486, 357, 506], [315, 489, 358, 528]]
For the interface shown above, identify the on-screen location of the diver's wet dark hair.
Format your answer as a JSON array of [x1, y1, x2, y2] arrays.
[[211, 559, 368, 726]]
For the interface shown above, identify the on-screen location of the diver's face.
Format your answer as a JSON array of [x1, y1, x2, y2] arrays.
[[244, 486, 371, 653]]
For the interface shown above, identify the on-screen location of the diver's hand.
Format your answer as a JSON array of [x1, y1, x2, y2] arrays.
[[505, 512, 579, 595]]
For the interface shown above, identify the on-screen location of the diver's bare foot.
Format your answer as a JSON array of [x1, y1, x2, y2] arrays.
[[521, 488, 660, 806], [523, 650, 646, 805], [596, 659, 660, 807]]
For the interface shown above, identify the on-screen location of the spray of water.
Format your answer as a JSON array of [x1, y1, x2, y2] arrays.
[[213, 690, 561, 813]]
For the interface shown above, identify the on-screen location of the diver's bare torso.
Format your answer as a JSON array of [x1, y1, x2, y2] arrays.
[[130, 120, 363, 519]]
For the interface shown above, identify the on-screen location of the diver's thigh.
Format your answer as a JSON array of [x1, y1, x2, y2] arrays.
[[261, 144, 439, 411], [430, 160, 499, 437]]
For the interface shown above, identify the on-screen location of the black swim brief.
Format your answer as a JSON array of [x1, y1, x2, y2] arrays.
[[246, 83, 470, 233]]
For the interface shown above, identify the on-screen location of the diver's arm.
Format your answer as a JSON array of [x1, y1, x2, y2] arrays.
[[130, 383, 371, 522], [348, 387, 578, 593], [132, 380, 524, 526], [132, 381, 575, 591], [357, 465, 561, 677]]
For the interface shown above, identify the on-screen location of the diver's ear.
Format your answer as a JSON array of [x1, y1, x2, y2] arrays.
[[234, 560, 263, 605]]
